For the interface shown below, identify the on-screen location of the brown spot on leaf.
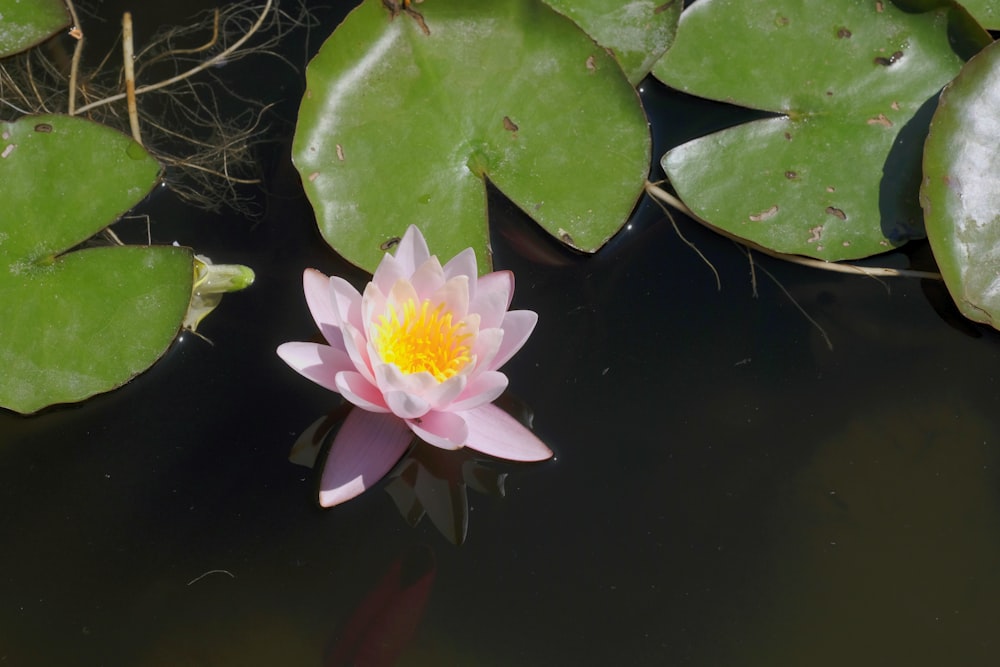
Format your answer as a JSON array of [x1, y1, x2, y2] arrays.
[[749, 205, 779, 222], [826, 186, 836, 193], [807, 226, 823, 243], [876, 0, 884, 12], [784, 132, 793, 141], [503, 116, 519, 135], [826, 206, 847, 220], [586, 55, 596, 72], [34, 123, 53, 133], [891, 100, 900, 110], [867, 113, 893, 128], [775, 15, 790, 26], [558, 228, 575, 245], [837, 27, 852, 38], [336, 144, 345, 161], [874, 51, 903, 67], [308, 171, 319, 182], [380, 236, 401, 251], [785, 171, 798, 180]]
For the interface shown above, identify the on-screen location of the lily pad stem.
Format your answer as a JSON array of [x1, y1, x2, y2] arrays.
[[645, 181, 941, 281]]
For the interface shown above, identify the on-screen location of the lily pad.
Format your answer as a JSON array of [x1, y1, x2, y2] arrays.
[[293, 0, 649, 274], [921, 39, 1000, 328], [542, 0, 682, 85], [654, 0, 989, 261], [0, 0, 69, 58], [959, 0, 1000, 29], [0, 114, 192, 414]]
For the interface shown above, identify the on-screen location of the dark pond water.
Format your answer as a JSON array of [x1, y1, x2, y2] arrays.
[[3, 2, 1000, 665]]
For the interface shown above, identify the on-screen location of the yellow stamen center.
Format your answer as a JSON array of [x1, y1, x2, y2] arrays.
[[371, 299, 472, 381]]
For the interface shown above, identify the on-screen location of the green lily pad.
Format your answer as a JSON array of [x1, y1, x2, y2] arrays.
[[0, 114, 192, 414], [293, 0, 649, 273], [921, 39, 1000, 328], [542, 0, 682, 85], [654, 0, 989, 261], [959, 0, 1000, 29], [0, 0, 69, 58]]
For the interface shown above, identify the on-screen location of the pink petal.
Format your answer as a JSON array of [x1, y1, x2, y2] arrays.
[[318, 410, 413, 507], [409, 256, 446, 299], [336, 371, 390, 412], [277, 342, 354, 393], [488, 310, 537, 371], [384, 390, 431, 419], [374, 362, 439, 398], [303, 269, 338, 333], [462, 403, 552, 462], [423, 373, 468, 410], [361, 282, 387, 340], [329, 276, 364, 332], [428, 275, 470, 320], [342, 322, 376, 384], [386, 278, 419, 313], [407, 411, 469, 450], [443, 248, 478, 283], [395, 225, 431, 275], [448, 371, 508, 412], [470, 271, 513, 329], [372, 253, 408, 296], [469, 327, 502, 372]]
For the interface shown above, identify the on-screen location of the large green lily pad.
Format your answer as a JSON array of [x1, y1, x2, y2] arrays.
[[0, 0, 69, 58], [655, 0, 989, 262], [959, 0, 1000, 29], [921, 39, 1000, 328], [293, 0, 649, 273], [0, 114, 192, 414], [543, 0, 682, 85]]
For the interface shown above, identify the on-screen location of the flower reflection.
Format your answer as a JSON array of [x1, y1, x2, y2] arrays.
[[324, 545, 435, 667], [278, 225, 552, 507], [386, 440, 507, 545], [289, 394, 529, 544]]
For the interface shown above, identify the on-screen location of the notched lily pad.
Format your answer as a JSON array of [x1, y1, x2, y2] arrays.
[[293, 0, 649, 273], [0, 0, 69, 58], [0, 114, 192, 414], [655, 0, 989, 261], [543, 0, 682, 85], [921, 39, 1000, 328]]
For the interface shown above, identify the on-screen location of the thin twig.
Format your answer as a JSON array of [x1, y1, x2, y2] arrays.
[[73, 0, 273, 116], [65, 0, 84, 114], [752, 253, 834, 350], [644, 181, 942, 281], [122, 12, 141, 145], [648, 183, 721, 290]]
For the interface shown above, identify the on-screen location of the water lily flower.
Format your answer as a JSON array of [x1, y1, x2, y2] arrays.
[[277, 225, 552, 507]]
